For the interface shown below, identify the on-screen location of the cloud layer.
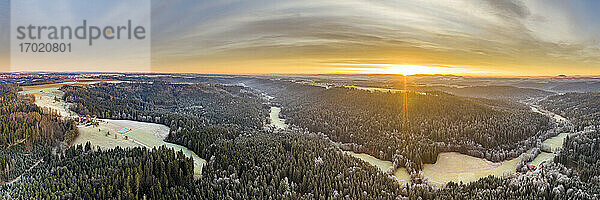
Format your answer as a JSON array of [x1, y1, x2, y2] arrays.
[[2, 0, 600, 75], [149, 0, 600, 75]]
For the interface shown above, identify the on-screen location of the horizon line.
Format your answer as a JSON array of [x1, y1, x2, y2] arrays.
[[3, 70, 600, 79]]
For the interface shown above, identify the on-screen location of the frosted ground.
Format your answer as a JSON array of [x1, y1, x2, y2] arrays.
[[20, 82, 206, 177], [22, 82, 571, 184], [345, 151, 411, 183]]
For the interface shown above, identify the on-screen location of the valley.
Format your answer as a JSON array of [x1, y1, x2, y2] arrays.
[[1, 73, 598, 199], [19, 82, 206, 176]]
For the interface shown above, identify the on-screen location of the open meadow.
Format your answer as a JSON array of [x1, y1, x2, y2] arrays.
[[422, 152, 520, 185], [19, 82, 206, 177], [346, 151, 411, 183]]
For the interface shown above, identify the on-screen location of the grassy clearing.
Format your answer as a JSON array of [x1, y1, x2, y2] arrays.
[[269, 107, 288, 130], [19, 81, 123, 117], [20, 83, 206, 177], [345, 151, 411, 183], [422, 111, 571, 185], [543, 132, 569, 152], [75, 119, 206, 176], [525, 132, 569, 167], [346, 152, 392, 171], [393, 167, 411, 184], [20, 84, 74, 118], [422, 152, 519, 185], [528, 152, 554, 167]]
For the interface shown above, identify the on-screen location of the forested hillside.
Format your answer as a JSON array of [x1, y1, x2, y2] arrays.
[[58, 81, 410, 199], [197, 132, 405, 199], [0, 84, 78, 183], [0, 84, 78, 147], [1, 144, 196, 199], [421, 85, 555, 101], [62, 82, 267, 130], [421, 92, 600, 199], [541, 93, 600, 186], [427, 162, 600, 199], [1, 132, 411, 199], [7, 79, 412, 199], [244, 79, 553, 172], [62, 82, 267, 158], [2, 79, 598, 199], [540, 93, 600, 131]]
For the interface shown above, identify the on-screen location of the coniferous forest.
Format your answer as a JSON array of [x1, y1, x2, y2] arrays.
[[0, 75, 598, 199], [2, 0, 600, 198]]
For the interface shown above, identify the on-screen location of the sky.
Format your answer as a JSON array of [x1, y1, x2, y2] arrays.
[[8, 0, 151, 72], [1, 0, 600, 76]]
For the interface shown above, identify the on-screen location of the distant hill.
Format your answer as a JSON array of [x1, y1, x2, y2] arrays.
[[549, 81, 600, 93], [420, 85, 555, 101]]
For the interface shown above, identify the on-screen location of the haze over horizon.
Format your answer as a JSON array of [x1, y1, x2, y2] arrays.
[[1, 0, 600, 76]]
